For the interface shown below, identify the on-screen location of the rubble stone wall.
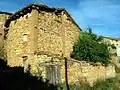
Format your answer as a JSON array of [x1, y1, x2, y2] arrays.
[[61, 59, 116, 86], [37, 11, 80, 57], [0, 13, 10, 59], [6, 10, 38, 68], [34, 54, 116, 86]]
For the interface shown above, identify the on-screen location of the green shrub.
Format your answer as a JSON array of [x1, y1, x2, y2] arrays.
[[71, 30, 110, 65]]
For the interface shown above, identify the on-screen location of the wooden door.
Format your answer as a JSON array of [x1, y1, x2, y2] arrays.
[[46, 65, 61, 85]]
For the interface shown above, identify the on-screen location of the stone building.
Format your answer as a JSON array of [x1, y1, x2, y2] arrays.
[[103, 37, 120, 67], [4, 4, 81, 84], [0, 11, 12, 59], [1, 4, 116, 85], [103, 37, 120, 56]]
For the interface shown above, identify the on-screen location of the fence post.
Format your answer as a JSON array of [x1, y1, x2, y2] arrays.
[[64, 57, 70, 90]]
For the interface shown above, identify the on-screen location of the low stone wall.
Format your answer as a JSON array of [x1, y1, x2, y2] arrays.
[[7, 53, 115, 86], [35, 54, 116, 86], [61, 59, 116, 86]]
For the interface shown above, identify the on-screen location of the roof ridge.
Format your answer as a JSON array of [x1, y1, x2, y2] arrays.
[[104, 36, 120, 40], [0, 11, 13, 15], [4, 3, 82, 31]]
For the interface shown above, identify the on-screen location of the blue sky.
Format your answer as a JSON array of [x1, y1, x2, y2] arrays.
[[0, 0, 120, 37]]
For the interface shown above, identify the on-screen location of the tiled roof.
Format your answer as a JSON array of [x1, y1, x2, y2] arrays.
[[104, 36, 120, 41], [4, 4, 82, 31], [0, 11, 12, 15]]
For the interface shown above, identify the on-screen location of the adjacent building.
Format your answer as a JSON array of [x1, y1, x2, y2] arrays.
[[0, 11, 12, 59], [103, 37, 120, 67]]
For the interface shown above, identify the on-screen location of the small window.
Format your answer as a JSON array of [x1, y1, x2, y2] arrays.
[[25, 15, 28, 19], [22, 33, 28, 42]]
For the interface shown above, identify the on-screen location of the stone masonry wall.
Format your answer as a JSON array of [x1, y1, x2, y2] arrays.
[[33, 54, 116, 86], [61, 59, 116, 86], [37, 11, 80, 57], [5, 9, 80, 74], [0, 13, 10, 59], [6, 10, 38, 70], [62, 14, 80, 57], [0, 13, 10, 41]]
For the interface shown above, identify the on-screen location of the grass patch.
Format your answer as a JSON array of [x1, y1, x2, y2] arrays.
[[59, 77, 120, 90]]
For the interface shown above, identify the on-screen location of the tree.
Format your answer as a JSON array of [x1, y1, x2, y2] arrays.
[[71, 30, 110, 65]]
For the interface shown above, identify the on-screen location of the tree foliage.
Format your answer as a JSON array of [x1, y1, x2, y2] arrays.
[[71, 30, 110, 65]]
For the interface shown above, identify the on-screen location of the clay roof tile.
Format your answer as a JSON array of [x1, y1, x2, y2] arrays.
[[4, 4, 82, 31]]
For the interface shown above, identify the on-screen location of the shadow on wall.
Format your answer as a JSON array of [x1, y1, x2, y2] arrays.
[[0, 58, 57, 90]]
